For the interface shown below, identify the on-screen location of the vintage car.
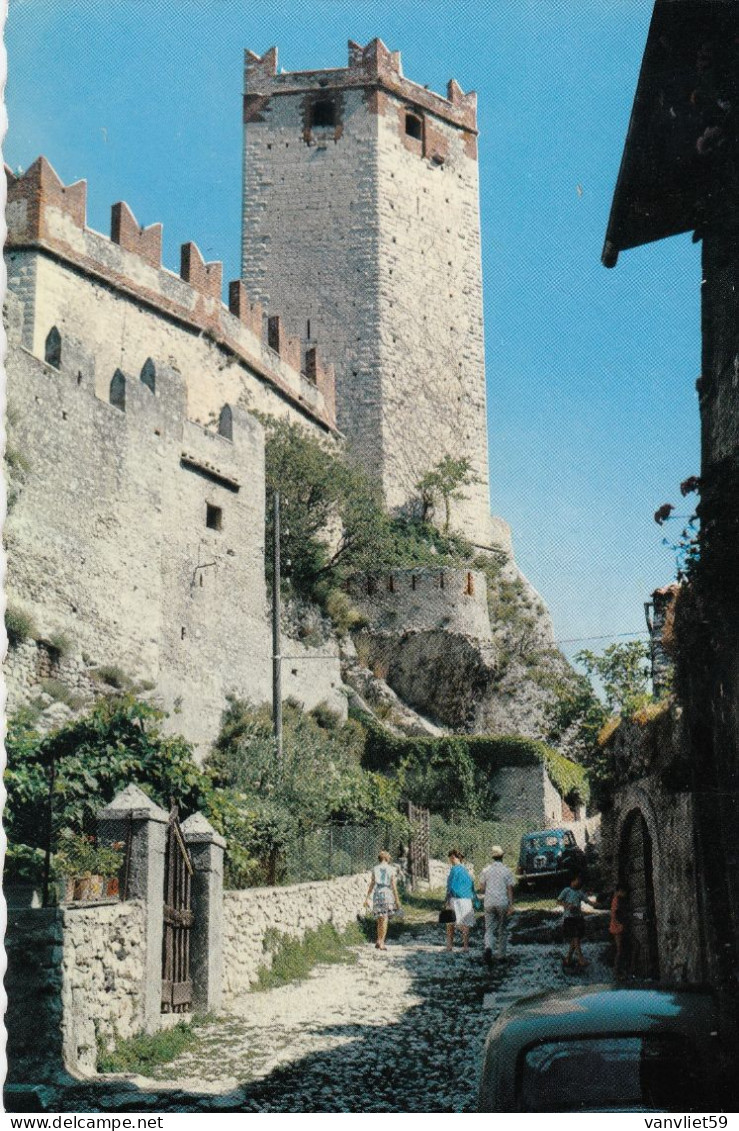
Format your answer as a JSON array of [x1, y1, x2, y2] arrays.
[[477, 984, 728, 1113], [516, 828, 586, 888]]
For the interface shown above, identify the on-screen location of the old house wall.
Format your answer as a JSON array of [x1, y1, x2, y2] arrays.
[[241, 42, 507, 551], [493, 763, 563, 826], [600, 716, 703, 983]]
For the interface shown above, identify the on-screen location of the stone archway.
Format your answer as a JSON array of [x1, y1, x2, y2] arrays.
[[619, 807, 660, 979]]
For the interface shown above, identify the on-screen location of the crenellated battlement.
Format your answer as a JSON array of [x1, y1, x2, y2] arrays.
[[6, 157, 337, 432], [244, 38, 477, 134], [344, 568, 492, 639]]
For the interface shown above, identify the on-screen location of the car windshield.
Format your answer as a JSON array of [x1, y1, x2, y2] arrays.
[[524, 835, 561, 851], [518, 1035, 705, 1112]]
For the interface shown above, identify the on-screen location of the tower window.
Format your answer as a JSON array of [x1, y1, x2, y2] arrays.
[[140, 357, 156, 394], [206, 503, 222, 531], [218, 404, 233, 440], [304, 347, 317, 384], [312, 99, 336, 128], [45, 326, 62, 369], [110, 369, 126, 412], [267, 315, 281, 354], [405, 113, 423, 140]]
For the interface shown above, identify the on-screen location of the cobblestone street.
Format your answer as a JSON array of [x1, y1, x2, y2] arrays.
[[77, 912, 612, 1113]]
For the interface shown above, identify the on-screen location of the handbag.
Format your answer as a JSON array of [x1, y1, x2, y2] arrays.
[[439, 907, 456, 924], [473, 893, 483, 912]]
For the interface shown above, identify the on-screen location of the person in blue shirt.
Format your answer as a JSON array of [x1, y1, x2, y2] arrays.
[[445, 849, 476, 952], [557, 873, 595, 969]]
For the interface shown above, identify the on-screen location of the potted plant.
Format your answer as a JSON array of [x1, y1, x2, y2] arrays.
[[54, 829, 124, 902]]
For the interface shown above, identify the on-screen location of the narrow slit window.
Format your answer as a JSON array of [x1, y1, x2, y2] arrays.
[[304, 347, 317, 384], [206, 503, 222, 531], [267, 315, 280, 354], [110, 369, 126, 412], [45, 326, 62, 369], [140, 357, 156, 393], [218, 404, 233, 440], [405, 113, 422, 140]]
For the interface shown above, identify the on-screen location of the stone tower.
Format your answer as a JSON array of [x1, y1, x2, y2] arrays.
[[241, 39, 508, 551]]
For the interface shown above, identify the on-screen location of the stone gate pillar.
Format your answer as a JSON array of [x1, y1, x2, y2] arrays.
[[97, 784, 168, 1033], [182, 812, 225, 1013]]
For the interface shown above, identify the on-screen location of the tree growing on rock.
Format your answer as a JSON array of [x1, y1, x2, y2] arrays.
[[415, 456, 478, 533]]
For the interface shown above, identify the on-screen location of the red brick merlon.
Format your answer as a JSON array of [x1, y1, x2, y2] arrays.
[[244, 38, 478, 136], [5, 157, 338, 434]]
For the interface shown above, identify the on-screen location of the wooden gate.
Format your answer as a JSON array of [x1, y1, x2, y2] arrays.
[[620, 809, 659, 979], [407, 801, 430, 887], [161, 804, 194, 1013]]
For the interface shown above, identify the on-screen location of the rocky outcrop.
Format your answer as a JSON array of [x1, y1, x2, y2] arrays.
[[346, 559, 565, 739]]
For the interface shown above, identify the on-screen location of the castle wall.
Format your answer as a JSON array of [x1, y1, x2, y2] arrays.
[[6, 156, 337, 440], [241, 42, 503, 550], [4, 326, 345, 753], [345, 568, 491, 638], [7, 247, 330, 438]]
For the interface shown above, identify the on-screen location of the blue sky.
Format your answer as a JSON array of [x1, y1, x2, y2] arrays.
[[4, 1, 701, 663]]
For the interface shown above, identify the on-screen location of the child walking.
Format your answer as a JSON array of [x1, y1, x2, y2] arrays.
[[557, 873, 593, 970]]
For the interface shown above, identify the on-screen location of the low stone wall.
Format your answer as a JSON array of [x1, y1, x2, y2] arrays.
[[222, 871, 369, 1004], [61, 900, 147, 1074], [6, 900, 147, 1083]]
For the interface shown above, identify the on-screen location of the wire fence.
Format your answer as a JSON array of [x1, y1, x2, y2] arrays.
[[280, 821, 401, 885]]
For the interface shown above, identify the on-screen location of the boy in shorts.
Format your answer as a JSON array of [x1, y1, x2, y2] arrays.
[[558, 873, 593, 969]]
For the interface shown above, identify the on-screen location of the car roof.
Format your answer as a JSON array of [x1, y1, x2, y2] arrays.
[[521, 829, 568, 839], [492, 984, 716, 1043]]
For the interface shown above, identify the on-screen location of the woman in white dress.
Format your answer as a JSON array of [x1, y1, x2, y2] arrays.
[[364, 850, 401, 950]]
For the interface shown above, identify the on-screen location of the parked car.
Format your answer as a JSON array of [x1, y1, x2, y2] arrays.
[[477, 984, 729, 1112], [516, 828, 586, 889]]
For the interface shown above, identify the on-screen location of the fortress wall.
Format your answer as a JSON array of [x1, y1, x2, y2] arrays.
[[10, 247, 330, 439], [241, 82, 385, 460], [5, 326, 345, 750], [345, 568, 492, 637], [6, 158, 337, 439], [4, 339, 272, 753]]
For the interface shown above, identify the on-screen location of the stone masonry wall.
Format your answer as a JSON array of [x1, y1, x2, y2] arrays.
[[5, 901, 146, 1083], [241, 41, 504, 550], [346, 568, 491, 637], [222, 872, 369, 1004], [602, 782, 701, 983], [6, 157, 336, 435], [493, 763, 563, 826], [4, 316, 345, 752]]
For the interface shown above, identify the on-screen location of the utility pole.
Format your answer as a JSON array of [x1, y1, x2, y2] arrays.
[[272, 490, 283, 761]]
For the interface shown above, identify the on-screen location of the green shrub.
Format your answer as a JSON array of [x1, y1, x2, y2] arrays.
[[6, 602, 36, 648], [39, 678, 84, 710], [47, 631, 73, 658], [362, 724, 590, 810], [97, 1021, 198, 1074], [252, 921, 363, 991], [90, 664, 130, 690]]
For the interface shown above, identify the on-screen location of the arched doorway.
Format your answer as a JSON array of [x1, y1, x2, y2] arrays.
[[619, 809, 659, 979]]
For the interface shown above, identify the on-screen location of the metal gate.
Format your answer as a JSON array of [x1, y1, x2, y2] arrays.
[[620, 809, 659, 979], [407, 801, 430, 887], [161, 804, 194, 1013]]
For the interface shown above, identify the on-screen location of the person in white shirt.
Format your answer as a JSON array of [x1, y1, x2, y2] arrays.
[[478, 845, 515, 966]]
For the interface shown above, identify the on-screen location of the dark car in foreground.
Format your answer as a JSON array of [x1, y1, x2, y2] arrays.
[[477, 985, 728, 1113], [516, 828, 586, 889]]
